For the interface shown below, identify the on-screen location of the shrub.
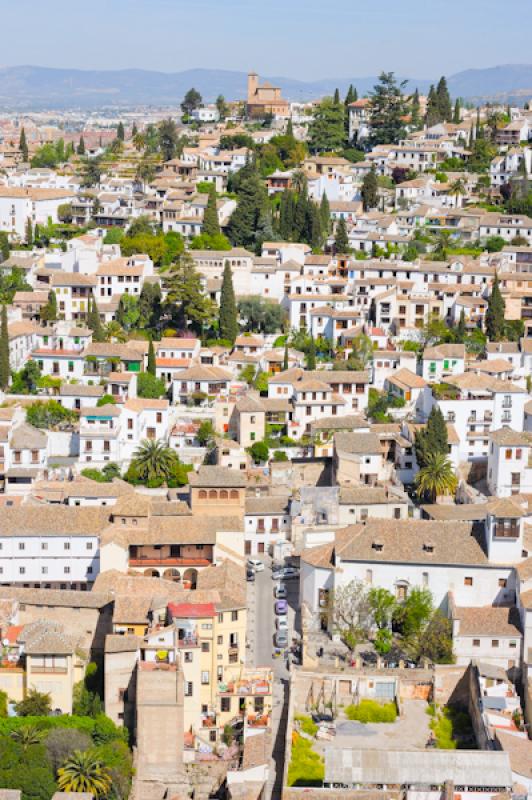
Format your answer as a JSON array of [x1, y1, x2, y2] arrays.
[[45, 727, 92, 773], [344, 700, 397, 723], [0, 713, 127, 744], [81, 468, 108, 483], [26, 400, 75, 429], [137, 372, 166, 399], [249, 440, 269, 464], [96, 394, 116, 407], [295, 714, 318, 737], [287, 733, 324, 787]]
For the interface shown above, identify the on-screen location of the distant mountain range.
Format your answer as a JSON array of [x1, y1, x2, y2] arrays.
[[1, 64, 532, 109]]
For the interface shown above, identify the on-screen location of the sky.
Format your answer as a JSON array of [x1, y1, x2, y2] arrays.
[[0, 0, 531, 80]]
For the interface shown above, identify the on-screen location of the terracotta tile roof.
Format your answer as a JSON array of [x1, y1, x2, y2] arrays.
[[453, 606, 521, 637]]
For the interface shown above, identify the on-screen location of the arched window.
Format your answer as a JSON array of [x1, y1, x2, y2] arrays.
[[230, 490, 239, 499], [209, 489, 218, 499], [220, 490, 228, 499], [198, 490, 207, 499]]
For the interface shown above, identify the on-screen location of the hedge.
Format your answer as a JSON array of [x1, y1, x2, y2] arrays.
[[344, 699, 397, 723]]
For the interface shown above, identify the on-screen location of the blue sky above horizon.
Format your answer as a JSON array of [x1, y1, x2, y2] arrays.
[[1, 0, 531, 80]]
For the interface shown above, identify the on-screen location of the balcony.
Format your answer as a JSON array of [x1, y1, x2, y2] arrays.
[[129, 557, 211, 568], [177, 636, 199, 648]]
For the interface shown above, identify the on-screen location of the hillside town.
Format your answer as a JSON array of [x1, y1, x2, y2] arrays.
[[0, 68, 532, 800]]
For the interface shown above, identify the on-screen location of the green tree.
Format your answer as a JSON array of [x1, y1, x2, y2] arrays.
[[45, 728, 92, 775], [0, 231, 9, 263], [77, 136, 85, 155], [203, 185, 220, 237], [394, 587, 433, 640], [131, 439, 177, 484], [368, 587, 396, 630], [197, 420, 215, 447], [453, 98, 462, 124], [139, 282, 162, 333], [57, 749, 112, 797], [137, 372, 166, 399], [456, 308, 467, 342], [19, 127, 28, 161], [414, 406, 448, 469], [116, 294, 140, 332], [219, 260, 238, 344], [14, 688, 52, 717], [158, 118, 179, 161], [249, 440, 269, 464], [238, 296, 286, 333], [147, 339, 156, 376], [413, 611, 454, 664], [308, 97, 345, 153], [328, 579, 371, 655], [415, 453, 458, 502], [485, 274, 505, 341], [87, 296, 105, 342], [0, 304, 10, 390], [361, 168, 378, 211], [25, 217, 33, 246], [40, 290, 58, 323], [227, 163, 268, 251], [10, 725, 46, 750], [164, 251, 215, 331], [116, 121, 125, 142], [216, 94, 229, 120], [334, 216, 350, 253], [319, 192, 330, 236], [436, 76, 452, 122], [368, 72, 408, 145], [0, 739, 56, 800], [283, 342, 289, 371], [181, 88, 202, 115], [410, 88, 421, 128], [305, 335, 316, 370]]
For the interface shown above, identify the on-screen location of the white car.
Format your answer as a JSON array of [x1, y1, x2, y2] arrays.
[[247, 559, 265, 573], [274, 584, 287, 600], [275, 615, 288, 631]]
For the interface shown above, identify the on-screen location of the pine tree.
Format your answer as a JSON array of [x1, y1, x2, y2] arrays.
[[436, 76, 452, 122], [411, 89, 421, 128], [219, 261, 238, 344], [334, 216, 350, 253], [147, 339, 156, 376], [453, 98, 462, 124], [117, 122, 125, 142], [368, 72, 408, 146], [306, 335, 316, 370], [25, 218, 33, 246], [361, 168, 378, 211], [203, 185, 220, 237], [0, 305, 9, 391], [87, 296, 105, 342], [77, 136, 85, 156], [425, 85, 439, 127], [319, 192, 330, 237], [485, 274, 505, 341], [283, 342, 289, 371], [19, 127, 28, 162]]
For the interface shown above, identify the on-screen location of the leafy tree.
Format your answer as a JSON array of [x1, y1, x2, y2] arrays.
[[45, 728, 92, 774], [227, 162, 268, 251], [96, 395, 117, 408], [80, 156, 102, 188], [414, 406, 448, 469], [305, 335, 316, 370], [368, 72, 408, 145], [57, 749, 112, 797], [361, 168, 378, 211], [26, 400, 75, 429], [334, 216, 350, 253], [328, 579, 371, 655], [219, 261, 238, 344], [203, 185, 220, 237], [87, 296, 105, 342], [139, 282, 162, 332], [131, 439, 177, 484], [485, 235, 505, 253], [0, 739, 56, 800], [238, 296, 286, 333], [412, 611, 454, 664], [485, 274, 505, 341], [116, 121, 125, 142], [40, 290, 58, 323], [415, 453, 457, 502], [197, 420, 215, 447], [0, 304, 9, 390], [181, 88, 202, 115], [319, 192, 330, 237], [164, 251, 215, 331], [19, 127, 28, 161], [0, 231, 9, 263], [158, 118, 179, 161], [393, 587, 433, 641], [283, 342, 289, 371], [11, 360, 41, 394], [249, 440, 269, 464], [14, 689, 52, 717], [368, 587, 396, 630], [137, 372, 166, 399], [374, 628, 393, 656], [216, 94, 229, 119], [147, 339, 156, 376], [116, 294, 140, 333], [308, 97, 345, 153]]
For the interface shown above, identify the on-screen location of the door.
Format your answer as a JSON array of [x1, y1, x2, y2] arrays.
[[258, 542, 265, 554], [245, 541, 251, 555], [375, 682, 395, 699]]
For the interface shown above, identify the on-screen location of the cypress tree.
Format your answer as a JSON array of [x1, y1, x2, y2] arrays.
[[453, 98, 462, 124], [219, 261, 238, 344], [306, 335, 316, 370], [19, 127, 28, 162], [319, 192, 330, 236], [334, 217, 350, 253], [41, 290, 58, 323], [25, 218, 33, 246], [436, 76, 452, 122], [333, 88, 341, 106], [117, 121, 125, 141], [203, 185, 220, 237], [279, 190, 295, 241], [309, 203, 324, 250], [293, 184, 309, 240], [286, 119, 294, 139], [132, 123, 138, 138], [485, 275, 505, 341], [411, 89, 421, 128], [414, 407, 448, 469], [147, 339, 156, 376], [283, 342, 289, 371], [0, 305, 9, 391], [456, 308, 466, 341], [425, 85, 439, 126], [361, 168, 378, 211], [88, 295, 105, 342], [77, 136, 85, 156], [345, 84, 356, 106]]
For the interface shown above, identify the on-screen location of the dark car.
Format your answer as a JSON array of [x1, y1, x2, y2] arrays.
[[246, 569, 256, 582]]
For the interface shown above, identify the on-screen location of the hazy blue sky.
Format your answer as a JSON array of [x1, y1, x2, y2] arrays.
[[1, 0, 531, 79]]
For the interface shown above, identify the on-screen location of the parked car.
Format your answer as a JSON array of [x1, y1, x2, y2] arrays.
[[282, 567, 299, 579], [275, 600, 288, 615], [275, 630, 289, 648], [246, 569, 255, 582], [274, 584, 287, 599], [247, 559, 264, 573], [276, 616, 288, 631], [272, 568, 284, 580]]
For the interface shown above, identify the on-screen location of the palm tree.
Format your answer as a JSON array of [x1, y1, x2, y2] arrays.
[[448, 179, 466, 208], [415, 453, 458, 503], [132, 438, 177, 483], [10, 725, 46, 750], [104, 321, 128, 343], [57, 750, 112, 797], [433, 230, 452, 260]]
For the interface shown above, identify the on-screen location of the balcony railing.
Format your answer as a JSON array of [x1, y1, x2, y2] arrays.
[[177, 636, 199, 648]]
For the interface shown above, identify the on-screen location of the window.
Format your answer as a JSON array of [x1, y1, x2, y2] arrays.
[[64, 567, 70, 574], [41, 542, 48, 550], [472, 639, 480, 647], [464, 576, 473, 586], [231, 610, 238, 622], [498, 578, 507, 588], [41, 566, 48, 574], [505, 448, 512, 460], [365, 569, 373, 584], [509, 641, 517, 649], [422, 572, 429, 587], [209, 730, 217, 742], [184, 652, 193, 663], [221, 697, 231, 712], [218, 613, 223, 624], [360, 508, 368, 521], [19, 567, 26, 575], [201, 671, 210, 684], [201, 642, 210, 653], [185, 682, 193, 696], [64, 542, 70, 550], [491, 640, 499, 648], [86, 542, 93, 550], [217, 635, 223, 645]]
